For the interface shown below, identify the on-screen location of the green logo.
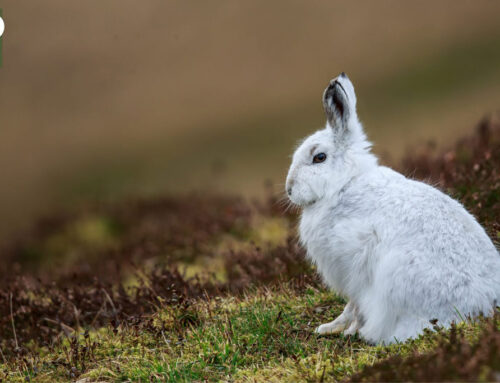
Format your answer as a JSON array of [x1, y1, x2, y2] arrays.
[[0, 9, 4, 67]]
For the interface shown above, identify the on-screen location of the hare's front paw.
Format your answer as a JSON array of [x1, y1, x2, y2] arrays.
[[315, 321, 347, 335], [316, 301, 357, 335], [343, 318, 359, 336]]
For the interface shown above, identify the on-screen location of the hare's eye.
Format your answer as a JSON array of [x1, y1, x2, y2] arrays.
[[313, 153, 327, 164]]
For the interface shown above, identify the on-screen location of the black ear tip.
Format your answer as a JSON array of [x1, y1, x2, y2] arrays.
[[340, 72, 347, 78], [323, 83, 345, 120], [322, 83, 336, 107], [324, 83, 335, 98]]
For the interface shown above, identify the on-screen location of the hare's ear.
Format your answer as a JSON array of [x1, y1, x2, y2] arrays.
[[322, 73, 358, 140]]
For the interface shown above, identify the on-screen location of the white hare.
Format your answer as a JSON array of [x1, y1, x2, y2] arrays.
[[285, 73, 500, 344]]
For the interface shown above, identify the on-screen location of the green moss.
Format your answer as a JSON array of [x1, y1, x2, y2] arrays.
[[17, 215, 119, 270]]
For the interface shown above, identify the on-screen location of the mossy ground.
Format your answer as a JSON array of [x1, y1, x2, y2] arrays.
[[3, 284, 488, 382]]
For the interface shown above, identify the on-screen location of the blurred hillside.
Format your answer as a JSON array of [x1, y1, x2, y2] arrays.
[[1, 1, 500, 239]]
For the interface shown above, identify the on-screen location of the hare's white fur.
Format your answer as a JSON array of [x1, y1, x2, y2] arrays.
[[286, 73, 500, 344]]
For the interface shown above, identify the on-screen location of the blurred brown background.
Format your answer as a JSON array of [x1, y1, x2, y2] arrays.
[[1, 1, 500, 240]]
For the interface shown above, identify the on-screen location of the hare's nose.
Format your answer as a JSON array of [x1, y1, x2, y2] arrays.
[[287, 187, 293, 196]]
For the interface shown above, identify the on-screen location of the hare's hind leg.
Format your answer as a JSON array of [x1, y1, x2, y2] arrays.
[[316, 301, 356, 335], [384, 316, 430, 344]]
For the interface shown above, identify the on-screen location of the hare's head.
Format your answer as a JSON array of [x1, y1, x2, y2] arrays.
[[285, 73, 376, 207]]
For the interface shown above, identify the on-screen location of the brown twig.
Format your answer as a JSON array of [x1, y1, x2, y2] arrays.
[[9, 293, 19, 350], [102, 288, 119, 325]]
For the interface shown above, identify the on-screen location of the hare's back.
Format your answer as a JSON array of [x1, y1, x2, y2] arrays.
[[350, 166, 498, 260]]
